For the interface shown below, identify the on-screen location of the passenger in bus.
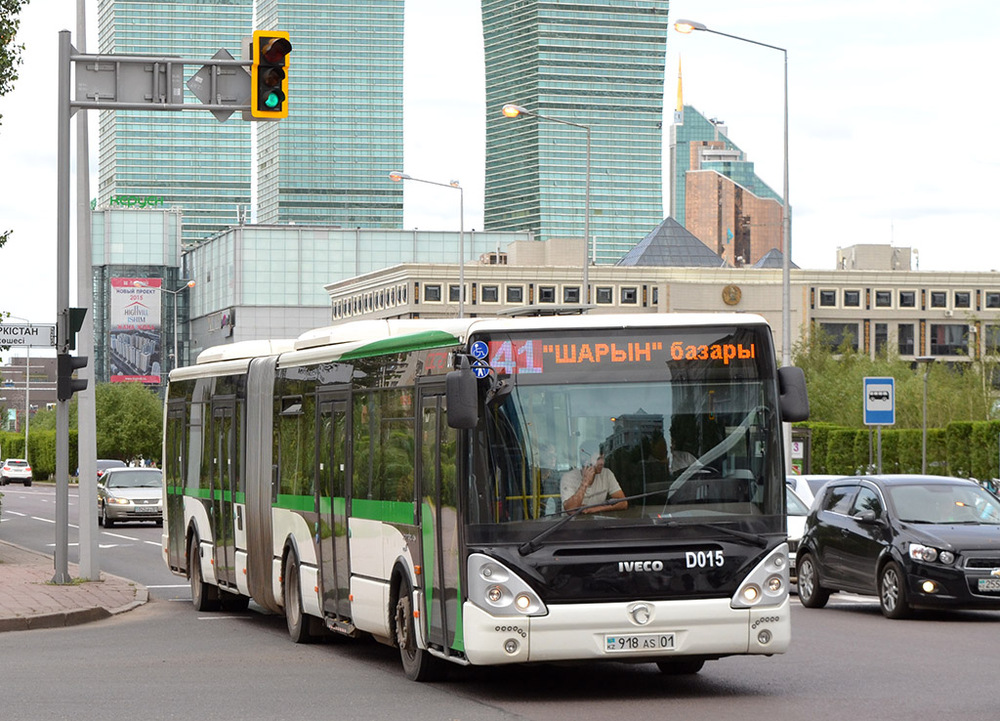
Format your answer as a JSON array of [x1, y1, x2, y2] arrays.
[[669, 436, 700, 475], [561, 443, 628, 514]]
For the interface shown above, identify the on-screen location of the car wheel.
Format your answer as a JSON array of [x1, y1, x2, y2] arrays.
[[101, 504, 114, 528], [189, 538, 220, 612], [394, 574, 443, 682], [796, 552, 830, 608], [283, 552, 316, 643], [23, 479, 31, 487], [879, 560, 910, 619]]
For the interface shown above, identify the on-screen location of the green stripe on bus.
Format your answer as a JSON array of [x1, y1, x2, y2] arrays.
[[178, 488, 245, 503], [338, 331, 459, 360]]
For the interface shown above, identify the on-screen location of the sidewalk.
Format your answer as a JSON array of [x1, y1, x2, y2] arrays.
[[0, 540, 148, 632]]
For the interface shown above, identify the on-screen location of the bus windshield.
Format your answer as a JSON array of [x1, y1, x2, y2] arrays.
[[464, 325, 784, 545]]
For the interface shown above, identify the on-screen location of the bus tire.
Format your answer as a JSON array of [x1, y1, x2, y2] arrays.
[[656, 658, 705, 675], [221, 592, 250, 612], [394, 575, 443, 682], [283, 552, 316, 643], [189, 538, 219, 612]]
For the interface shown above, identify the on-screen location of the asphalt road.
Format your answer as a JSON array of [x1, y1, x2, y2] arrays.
[[2, 484, 998, 721]]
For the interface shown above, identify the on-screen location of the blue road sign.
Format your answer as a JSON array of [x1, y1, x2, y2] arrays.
[[864, 377, 895, 425]]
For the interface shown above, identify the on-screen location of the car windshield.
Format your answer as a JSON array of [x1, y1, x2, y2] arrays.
[[786, 489, 810, 516], [106, 471, 162, 489], [890, 483, 1000, 525]]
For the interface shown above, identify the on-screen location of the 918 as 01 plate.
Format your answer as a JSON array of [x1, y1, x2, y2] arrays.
[[604, 632, 676, 653]]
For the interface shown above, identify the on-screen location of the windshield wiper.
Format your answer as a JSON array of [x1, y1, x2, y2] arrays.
[[517, 485, 770, 556], [661, 521, 769, 548]]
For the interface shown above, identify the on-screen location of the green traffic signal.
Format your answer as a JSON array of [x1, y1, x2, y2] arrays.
[[251, 30, 292, 120]]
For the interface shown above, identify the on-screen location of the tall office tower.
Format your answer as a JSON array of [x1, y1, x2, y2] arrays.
[[96, 0, 254, 245], [670, 105, 783, 266], [256, 0, 404, 227], [482, 0, 669, 265]]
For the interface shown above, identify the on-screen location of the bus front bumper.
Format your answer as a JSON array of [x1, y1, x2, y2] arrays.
[[461, 596, 790, 666]]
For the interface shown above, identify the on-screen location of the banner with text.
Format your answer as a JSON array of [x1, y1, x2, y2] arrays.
[[110, 278, 162, 384]]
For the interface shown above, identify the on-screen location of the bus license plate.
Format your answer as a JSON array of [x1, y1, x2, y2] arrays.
[[978, 578, 1000, 593], [604, 632, 675, 654]]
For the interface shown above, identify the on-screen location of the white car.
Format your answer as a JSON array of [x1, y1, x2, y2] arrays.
[[786, 486, 811, 584], [786, 474, 845, 507], [0, 459, 33, 486]]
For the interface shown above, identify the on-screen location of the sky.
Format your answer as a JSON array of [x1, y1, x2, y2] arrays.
[[2, 0, 999, 335]]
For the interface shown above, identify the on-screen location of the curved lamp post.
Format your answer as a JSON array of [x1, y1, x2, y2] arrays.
[[163, 280, 195, 371], [501, 103, 592, 303], [389, 172, 465, 318], [916, 356, 936, 473], [674, 19, 790, 368]]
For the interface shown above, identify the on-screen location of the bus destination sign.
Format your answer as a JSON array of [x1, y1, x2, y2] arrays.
[[477, 334, 759, 377]]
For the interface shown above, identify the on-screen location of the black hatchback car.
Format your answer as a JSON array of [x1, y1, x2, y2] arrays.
[[797, 475, 1000, 618]]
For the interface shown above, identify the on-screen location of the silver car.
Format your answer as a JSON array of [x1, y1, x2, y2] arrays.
[[97, 467, 163, 527]]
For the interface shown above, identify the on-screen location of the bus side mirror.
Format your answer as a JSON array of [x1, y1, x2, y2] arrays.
[[446, 356, 479, 429], [778, 366, 810, 423]]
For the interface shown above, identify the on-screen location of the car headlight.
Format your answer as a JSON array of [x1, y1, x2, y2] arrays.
[[909, 543, 954, 564], [106, 496, 131, 505]]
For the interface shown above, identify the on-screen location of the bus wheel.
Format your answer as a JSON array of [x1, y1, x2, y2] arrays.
[[221, 592, 250, 612], [189, 539, 219, 612], [394, 576, 443, 682], [283, 553, 316, 643], [656, 658, 705, 675]]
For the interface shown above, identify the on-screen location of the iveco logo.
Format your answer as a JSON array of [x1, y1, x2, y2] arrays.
[[619, 560, 664, 573]]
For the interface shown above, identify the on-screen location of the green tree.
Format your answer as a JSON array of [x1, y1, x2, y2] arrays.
[[94, 382, 163, 462], [793, 324, 996, 429], [31, 382, 163, 462]]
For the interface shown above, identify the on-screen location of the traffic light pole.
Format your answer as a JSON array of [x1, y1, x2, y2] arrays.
[[53, 29, 288, 583], [55, 30, 72, 584]]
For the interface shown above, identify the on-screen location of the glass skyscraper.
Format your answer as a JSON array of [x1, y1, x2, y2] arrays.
[[481, 0, 669, 265], [255, 0, 404, 227], [96, 1, 404, 244], [96, 0, 254, 245]]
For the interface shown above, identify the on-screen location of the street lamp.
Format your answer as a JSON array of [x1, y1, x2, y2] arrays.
[[163, 280, 195, 371], [501, 103, 592, 303], [389, 172, 465, 318], [674, 20, 790, 368], [3, 315, 32, 464], [916, 356, 936, 474]]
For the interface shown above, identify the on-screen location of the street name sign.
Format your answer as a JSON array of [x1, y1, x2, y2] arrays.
[[0, 324, 57, 348]]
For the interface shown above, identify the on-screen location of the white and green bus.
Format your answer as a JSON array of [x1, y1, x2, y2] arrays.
[[162, 313, 809, 681]]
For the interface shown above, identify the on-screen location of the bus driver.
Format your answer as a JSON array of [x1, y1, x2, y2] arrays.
[[560, 442, 628, 514]]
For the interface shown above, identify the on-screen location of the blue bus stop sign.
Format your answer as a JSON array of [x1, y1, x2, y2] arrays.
[[864, 377, 895, 425]]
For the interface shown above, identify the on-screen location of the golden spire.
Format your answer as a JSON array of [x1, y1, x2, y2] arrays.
[[673, 56, 684, 124]]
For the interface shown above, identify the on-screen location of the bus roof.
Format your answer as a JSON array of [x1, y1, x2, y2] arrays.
[[177, 312, 771, 374]]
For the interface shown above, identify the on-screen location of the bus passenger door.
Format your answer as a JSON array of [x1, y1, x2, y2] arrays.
[[211, 401, 238, 589], [164, 402, 187, 571], [318, 396, 351, 620], [417, 386, 462, 652]]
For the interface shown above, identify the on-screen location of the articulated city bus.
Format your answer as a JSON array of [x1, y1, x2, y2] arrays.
[[162, 313, 809, 681]]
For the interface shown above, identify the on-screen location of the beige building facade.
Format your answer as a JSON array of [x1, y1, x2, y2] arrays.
[[325, 241, 1000, 365]]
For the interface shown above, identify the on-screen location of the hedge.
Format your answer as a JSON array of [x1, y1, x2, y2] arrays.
[[795, 421, 1000, 479]]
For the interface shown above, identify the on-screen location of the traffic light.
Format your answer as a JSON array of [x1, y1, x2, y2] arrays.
[[57, 353, 88, 402], [251, 30, 292, 119], [67, 307, 87, 351]]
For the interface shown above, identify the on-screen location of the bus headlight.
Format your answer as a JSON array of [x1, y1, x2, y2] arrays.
[[468, 553, 548, 617], [732, 544, 790, 609]]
